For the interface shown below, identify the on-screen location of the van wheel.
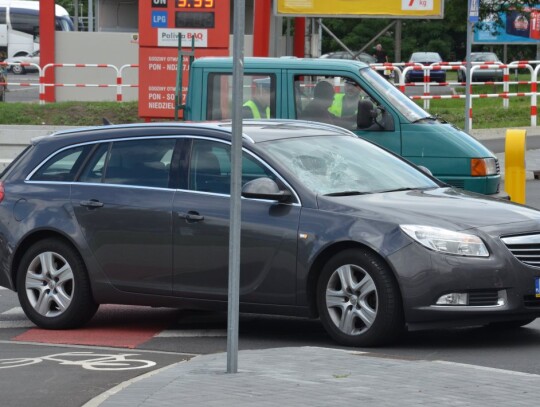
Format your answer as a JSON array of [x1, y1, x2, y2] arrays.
[[16, 239, 98, 329], [317, 249, 404, 347]]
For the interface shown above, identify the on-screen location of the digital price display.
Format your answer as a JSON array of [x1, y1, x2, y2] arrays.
[[175, 12, 215, 28], [176, 0, 214, 8]]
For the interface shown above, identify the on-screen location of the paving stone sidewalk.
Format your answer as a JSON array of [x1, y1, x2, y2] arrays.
[[93, 347, 539, 407]]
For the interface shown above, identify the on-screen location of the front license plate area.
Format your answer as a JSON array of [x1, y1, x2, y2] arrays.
[[536, 277, 540, 298]]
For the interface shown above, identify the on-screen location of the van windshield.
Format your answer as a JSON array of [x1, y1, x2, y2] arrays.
[[359, 68, 427, 122]]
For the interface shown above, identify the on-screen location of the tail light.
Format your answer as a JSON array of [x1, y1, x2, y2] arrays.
[[0, 181, 4, 203]]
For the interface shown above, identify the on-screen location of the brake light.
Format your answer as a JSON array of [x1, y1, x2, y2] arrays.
[[0, 182, 4, 203]]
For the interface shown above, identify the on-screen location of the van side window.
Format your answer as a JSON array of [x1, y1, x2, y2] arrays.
[[294, 75, 375, 131], [206, 73, 276, 120]]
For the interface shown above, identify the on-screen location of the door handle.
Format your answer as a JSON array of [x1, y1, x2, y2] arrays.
[[80, 199, 104, 208], [178, 211, 204, 222]]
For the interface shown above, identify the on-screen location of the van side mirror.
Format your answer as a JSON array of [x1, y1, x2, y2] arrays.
[[417, 165, 433, 176], [357, 100, 377, 129], [242, 178, 291, 202]]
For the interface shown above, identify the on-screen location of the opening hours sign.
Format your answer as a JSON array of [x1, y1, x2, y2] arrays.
[[139, 0, 231, 119]]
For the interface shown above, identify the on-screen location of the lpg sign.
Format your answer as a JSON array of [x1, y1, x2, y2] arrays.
[[139, 0, 230, 119]]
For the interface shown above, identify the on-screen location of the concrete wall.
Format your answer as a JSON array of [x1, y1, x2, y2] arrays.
[[53, 32, 261, 102], [54, 32, 139, 102]]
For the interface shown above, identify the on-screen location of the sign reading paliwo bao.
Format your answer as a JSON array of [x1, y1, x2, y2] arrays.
[[275, 0, 444, 18]]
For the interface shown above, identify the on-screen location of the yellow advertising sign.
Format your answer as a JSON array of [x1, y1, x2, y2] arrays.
[[276, 0, 444, 18]]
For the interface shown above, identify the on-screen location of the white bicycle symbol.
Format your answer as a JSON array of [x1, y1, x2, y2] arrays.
[[0, 351, 156, 371]]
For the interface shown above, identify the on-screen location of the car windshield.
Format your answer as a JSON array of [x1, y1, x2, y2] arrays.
[[261, 135, 438, 196], [359, 67, 428, 122]]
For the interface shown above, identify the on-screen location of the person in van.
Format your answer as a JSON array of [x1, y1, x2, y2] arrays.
[[329, 79, 362, 117], [301, 81, 340, 125], [243, 78, 271, 119]]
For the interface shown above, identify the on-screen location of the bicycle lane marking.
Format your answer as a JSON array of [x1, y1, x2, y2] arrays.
[[11, 305, 173, 348]]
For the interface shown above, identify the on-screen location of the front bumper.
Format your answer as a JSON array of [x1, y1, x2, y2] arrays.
[[387, 224, 540, 327]]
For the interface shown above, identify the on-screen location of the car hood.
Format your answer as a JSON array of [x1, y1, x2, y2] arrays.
[[316, 187, 540, 231]]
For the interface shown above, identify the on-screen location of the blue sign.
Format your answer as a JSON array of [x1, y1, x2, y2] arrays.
[[469, 0, 479, 23], [151, 11, 168, 28]]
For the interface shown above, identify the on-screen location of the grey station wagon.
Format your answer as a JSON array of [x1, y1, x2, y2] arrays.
[[1, 120, 540, 347]]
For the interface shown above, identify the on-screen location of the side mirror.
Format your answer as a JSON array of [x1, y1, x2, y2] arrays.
[[417, 165, 433, 176], [357, 99, 377, 129], [242, 178, 291, 202]]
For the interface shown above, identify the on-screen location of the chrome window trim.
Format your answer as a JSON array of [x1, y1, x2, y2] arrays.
[[501, 234, 540, 245], [25, 134, 303, 206]]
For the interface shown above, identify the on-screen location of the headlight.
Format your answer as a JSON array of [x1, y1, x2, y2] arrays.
[[400, 225, 489, 257], [471, 158, 498, 176]]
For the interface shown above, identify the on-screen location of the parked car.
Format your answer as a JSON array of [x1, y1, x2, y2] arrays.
[[320, 51, 377, 64], [405, 51, 446, 83], [1, 120, 539, 347], [5, 50, 40, 75], [458, 52, 504, 83]]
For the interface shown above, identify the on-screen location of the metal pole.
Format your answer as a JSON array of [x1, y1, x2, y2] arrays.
[[464, 20, 473, 133], [88, 0, 94, 32], [227, 0, 245, 374]]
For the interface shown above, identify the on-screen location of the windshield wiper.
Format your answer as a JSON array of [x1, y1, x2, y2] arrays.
[[323, 191, 371, 197]]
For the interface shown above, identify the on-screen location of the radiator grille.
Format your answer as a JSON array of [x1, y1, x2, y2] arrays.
[[524, 295, 540, 308], [501, 234, 540, 268]]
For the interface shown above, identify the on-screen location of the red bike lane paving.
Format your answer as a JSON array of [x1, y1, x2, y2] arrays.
[[12, 304, 179, 348]]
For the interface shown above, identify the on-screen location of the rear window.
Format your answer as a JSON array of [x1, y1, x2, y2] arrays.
[[30, 145, 90, 182], [0, 145, 32, 180]]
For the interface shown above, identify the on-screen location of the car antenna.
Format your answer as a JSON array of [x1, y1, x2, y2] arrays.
[[102, 118, 113, 125]]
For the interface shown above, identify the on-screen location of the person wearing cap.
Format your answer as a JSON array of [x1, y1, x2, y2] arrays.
[[301, 81, 340, 125], [243, 78, 271, 119], [329, 79, 361, 117]]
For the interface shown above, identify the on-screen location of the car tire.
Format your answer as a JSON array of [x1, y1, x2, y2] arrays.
[[487, 318, 536, 329], [11, 64, 25, 75], [316, 248, 404, 347], [16, 239, 98, 329]]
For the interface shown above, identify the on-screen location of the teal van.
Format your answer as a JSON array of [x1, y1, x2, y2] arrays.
[[184, 57, 502, 196]]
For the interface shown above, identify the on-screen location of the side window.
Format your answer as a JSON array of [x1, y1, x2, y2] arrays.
[[294, 75, 371, 130], [0, 8, 6, 25], [78, 143, 109, 183], [10, 8, 38, 36], [188, 139, 275, 194], [206, 73, 276, 120], [31, 145, 89, 182], [78, 139, 176, 188]]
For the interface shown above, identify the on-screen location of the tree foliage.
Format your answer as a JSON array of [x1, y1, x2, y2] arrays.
[[321, 0, 540, 62]]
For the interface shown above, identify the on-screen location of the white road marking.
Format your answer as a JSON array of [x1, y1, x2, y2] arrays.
[[156, 329, 227, 338], [2, 307, 24, 316], [0, 320, 35, 329]]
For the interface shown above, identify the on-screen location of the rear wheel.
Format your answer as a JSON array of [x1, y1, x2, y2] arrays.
[[16, 239, 98, 329], [11, 64, 25, 75], [316, 249, 404, 347]]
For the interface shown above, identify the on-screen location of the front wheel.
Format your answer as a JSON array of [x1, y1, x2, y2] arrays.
[[317, 249, 404, 347], [16, 239, 98, 329]]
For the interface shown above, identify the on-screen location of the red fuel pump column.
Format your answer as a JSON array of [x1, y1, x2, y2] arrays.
[[139, 0, 230, 119], [293, 18, 305, 58], [39, 0, 56, 102], [253, 0, 271, 57]]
